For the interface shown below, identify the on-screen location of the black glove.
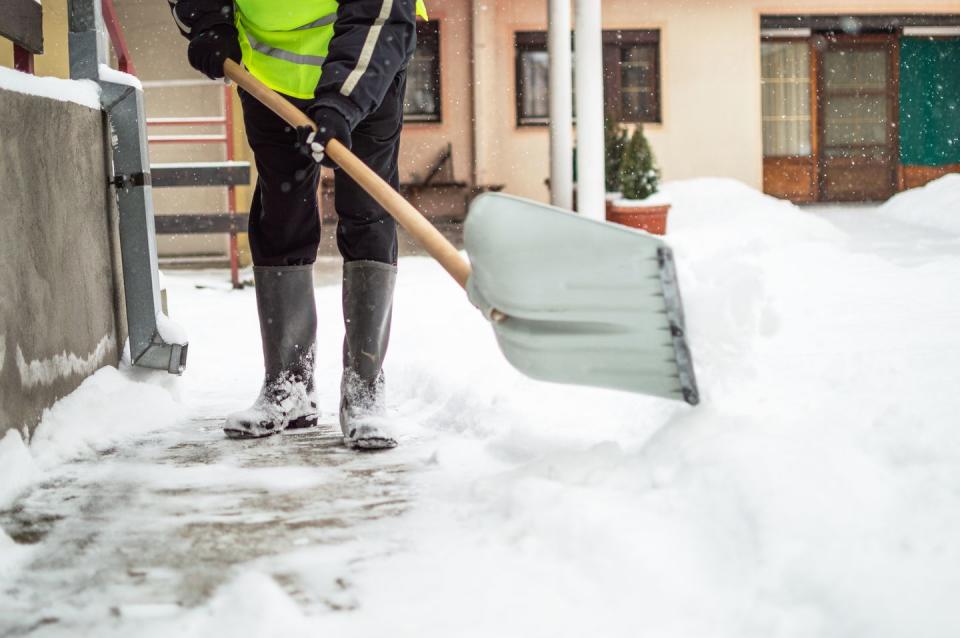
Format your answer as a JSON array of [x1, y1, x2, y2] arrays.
[[187, 24, 241, 80], [296, 107, 352, 169]]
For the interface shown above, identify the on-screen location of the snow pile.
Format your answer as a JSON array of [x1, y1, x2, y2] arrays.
[[0, 66, 100, 110], [0, 366, 186, 509], [0, 431, 40, 510], [663, 177, 844, 255], [0, 527, 32, 579], [878, 174, 960, 234], [313, 177, 960, 637], [173, 573, 314, 638]]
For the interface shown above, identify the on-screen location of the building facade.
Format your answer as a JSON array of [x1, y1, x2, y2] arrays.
[[5, 0, 958, 263], [461, 1, 960, 206]]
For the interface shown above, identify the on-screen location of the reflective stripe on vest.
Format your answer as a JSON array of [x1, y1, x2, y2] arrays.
[[293, 13, 338, 31], [245, 30, 327, 67], [236, 0, 428, 100]]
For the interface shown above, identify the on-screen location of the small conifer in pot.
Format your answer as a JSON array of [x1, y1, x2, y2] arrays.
[[607, 125, 671, 235]]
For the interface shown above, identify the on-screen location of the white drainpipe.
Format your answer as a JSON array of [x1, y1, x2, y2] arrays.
[[574, 0, 605, 220], [548, 0, 573, 210]]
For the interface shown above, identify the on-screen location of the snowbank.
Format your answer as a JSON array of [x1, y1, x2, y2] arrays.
[[878, 174, 960, 234], [0, 66, 100, 110], [663, 177, 844, 256], [0, 431, 40, 509], [0, 366, 186, 509], [313, 177, 960, 637]]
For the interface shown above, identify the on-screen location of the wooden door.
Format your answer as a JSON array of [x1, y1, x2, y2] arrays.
[[817, 35, 898, 201]]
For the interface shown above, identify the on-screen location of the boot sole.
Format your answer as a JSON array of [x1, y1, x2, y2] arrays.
[[285, 414, 319, 430], [223, 414, 319, 439], [223, 427, 279, 440], [346, 436, 398, 450]]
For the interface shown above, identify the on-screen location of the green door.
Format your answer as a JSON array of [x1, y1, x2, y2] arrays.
[[900, 37, 960, 168]]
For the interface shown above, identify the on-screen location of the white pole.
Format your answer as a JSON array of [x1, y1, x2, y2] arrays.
[[548, 0, 573, 210], [574, 0, 605, 220]]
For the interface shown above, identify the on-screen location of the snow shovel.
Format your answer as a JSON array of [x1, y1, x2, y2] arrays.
[[224, 60, 699, 405]]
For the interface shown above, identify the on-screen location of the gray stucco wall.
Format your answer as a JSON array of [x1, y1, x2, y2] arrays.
[[0, 88, 121, 437]]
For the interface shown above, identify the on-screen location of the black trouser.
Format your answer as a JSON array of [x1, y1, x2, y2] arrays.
[[239, 72, 406, 267]]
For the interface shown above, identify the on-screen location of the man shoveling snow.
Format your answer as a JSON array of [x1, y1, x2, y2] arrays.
[[167, 0, 428, 448], [166, 0, 698, 451]]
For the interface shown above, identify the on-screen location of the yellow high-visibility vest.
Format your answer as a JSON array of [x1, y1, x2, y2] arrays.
[[236, 0, 428, 99]]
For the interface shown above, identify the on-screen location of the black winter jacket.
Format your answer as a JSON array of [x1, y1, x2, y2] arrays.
[[167, 0, 417, 127]]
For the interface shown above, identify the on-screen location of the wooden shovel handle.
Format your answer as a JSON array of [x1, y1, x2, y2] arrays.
[[223, 60, 472, 289]]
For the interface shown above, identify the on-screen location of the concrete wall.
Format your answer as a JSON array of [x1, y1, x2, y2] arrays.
[[0, 88, 121, 437]]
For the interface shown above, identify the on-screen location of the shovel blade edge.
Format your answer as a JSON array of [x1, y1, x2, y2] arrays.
[[465, 193, 699, 405]]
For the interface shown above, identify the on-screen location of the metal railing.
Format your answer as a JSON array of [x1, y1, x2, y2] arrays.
[[100, 0, 135, 74], [98, 0, 244, 289], [145, 83, 245, 288]]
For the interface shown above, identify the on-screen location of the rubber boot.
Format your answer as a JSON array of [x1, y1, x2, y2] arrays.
[[224, 265, 318, 439], [340, 260, 398, 449]]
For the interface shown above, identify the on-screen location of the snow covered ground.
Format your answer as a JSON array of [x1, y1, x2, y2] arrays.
[[2, 177, 960, 637]]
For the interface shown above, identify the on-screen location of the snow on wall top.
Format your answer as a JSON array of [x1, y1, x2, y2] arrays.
[[0, 66, 100, 110]]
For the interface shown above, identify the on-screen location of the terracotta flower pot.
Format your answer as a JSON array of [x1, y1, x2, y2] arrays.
[[604, 193, 621, 217], [607, 202, 671, 235]]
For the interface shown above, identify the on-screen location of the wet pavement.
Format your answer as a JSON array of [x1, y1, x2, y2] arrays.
[[0, 417, 415, 636]]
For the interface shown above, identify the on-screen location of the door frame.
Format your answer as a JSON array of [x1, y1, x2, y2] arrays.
[[814, 32, 901, 202]]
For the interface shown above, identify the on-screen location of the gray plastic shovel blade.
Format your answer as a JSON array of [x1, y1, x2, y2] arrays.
[[464, 193, 699, 405]]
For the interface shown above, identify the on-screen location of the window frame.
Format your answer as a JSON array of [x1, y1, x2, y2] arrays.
[[404, 20, 442, 123], [760, 36, 815, 159], [514, 29, 662, 127], [602, 29, 661, 124], [515, 31, 551, 127]]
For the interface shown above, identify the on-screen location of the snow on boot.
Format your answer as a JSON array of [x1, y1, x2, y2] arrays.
[[340, 260, 397, 450], [341, 368, 395, 449], [224, 367, 316, 438], [224, 265, 318, 439]]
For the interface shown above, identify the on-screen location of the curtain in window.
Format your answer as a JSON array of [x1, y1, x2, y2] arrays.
[[761, 42, 812, 156], [520, 50, 550, 120], [620, 45, 657, 121]]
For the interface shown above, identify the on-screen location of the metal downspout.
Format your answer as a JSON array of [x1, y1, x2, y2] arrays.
[[67, 0, 189, 374]]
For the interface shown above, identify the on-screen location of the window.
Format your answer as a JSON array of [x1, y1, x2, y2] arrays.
[[760, 41, 811, 156], [515, 30, 661, 126], [516, 34, 551, 124], [404, 21, 441, 122], [602, 30, 661, 123]]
